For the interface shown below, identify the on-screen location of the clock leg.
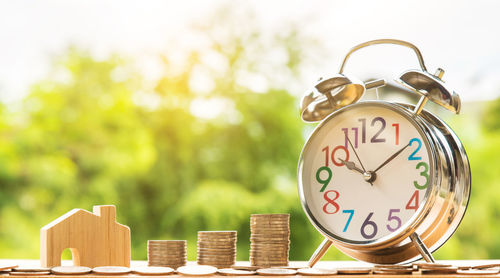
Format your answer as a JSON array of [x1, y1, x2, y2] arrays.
[[308, 238, 333, 267], [410, 232, 435, 263]]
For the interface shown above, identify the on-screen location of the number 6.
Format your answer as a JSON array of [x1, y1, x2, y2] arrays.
[[360, 212, 378, 239]]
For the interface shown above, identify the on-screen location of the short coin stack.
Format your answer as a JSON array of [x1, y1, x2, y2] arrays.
[[147, 240, 187, 269], [197, 231, 237, 268], [250, 213, 290, 267]]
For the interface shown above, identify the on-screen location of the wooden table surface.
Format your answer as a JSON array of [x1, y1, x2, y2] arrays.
[[2, 260, 500, 278]]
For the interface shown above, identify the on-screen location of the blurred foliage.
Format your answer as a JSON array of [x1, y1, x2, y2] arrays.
[[1, 9, 500, 262], [0, 12, 332, 261]]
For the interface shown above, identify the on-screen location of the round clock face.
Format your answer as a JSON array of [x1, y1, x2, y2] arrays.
[[299, 102, 434, 244]]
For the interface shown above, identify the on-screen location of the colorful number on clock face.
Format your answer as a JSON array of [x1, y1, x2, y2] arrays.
[[300, 103, 432, 243]]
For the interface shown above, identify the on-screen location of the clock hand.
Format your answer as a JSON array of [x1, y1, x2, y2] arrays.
[[339, 158, 364, 174], [373, 142, 411, 173], [345, 136, 373, 186]]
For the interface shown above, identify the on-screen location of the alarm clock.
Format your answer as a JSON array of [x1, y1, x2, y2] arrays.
[[297, 39, 470, 265]]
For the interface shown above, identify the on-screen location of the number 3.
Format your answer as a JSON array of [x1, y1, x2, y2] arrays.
[[414, 162, 429, 189]]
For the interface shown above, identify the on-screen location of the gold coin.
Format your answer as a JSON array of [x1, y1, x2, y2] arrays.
[[148, 254, 186, 258], [12, 267, 52, 272], [251, 242, 289, 246], [337, 267, 372, 274], [51, 266, 92, 275], [10, 271, 51, 276], [251, 243, 289, 248], [413, 262, 452, 269], [251, 261, 288, 265], [297, 268, 338, 276], [251, 261, 289, 266], [217, 268, 256, 275], [251, 223, 289, 226], [232, 265, 260, 271], [251, 236, 290, 240], [251, 214, 289, 218], [373, 268, 413, 275], [198, 231, 237, 236], [148, 263, 185, 268], [197, 257, 235, 262], [256, 268, 296, 276], [0, 265, 18, 271], [373, 264, 412, 269], [197, 254, 235, 259], [250, 252, 288, 256], [250, 251, 289, 256], [92, 266, 131, 275], [197, 239, 237, 244], [420, 267, 458, 274], [197, 239, 236, 242], [148, 252, 186, 255], [472, 263, 500, 269], [197, 253, 236, 258], [457, 269, 500, 275], [177, 265, 218, 276], [250, 231, 290, 239], [132, 266, 174, 275]]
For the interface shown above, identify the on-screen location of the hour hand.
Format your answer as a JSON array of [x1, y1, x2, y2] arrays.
[[339, 159, 364, 174]]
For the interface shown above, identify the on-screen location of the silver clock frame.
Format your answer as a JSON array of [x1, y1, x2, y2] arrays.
[[297, 101, 470, 264]]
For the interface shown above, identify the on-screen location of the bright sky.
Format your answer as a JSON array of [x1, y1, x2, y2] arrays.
[[1, 0, 500, 103]]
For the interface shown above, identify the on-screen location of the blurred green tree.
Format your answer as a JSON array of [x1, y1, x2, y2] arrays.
[[0, 11, 339, 261]]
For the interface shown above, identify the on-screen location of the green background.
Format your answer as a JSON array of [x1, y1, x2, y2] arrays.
[[0, 11, 499, 262]]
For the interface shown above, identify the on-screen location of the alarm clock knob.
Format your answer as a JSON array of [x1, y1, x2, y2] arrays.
[[434, 68, 445, 79], [300, 76, 385, 123], [396, 68, 461, 114]]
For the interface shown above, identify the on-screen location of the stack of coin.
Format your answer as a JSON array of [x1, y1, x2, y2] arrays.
[[372, 264, 413, 275], [147, 240, 187, 269], [413, 262, 458, 275], [249, 214, 290, 267], [197, 231, 237, 268]]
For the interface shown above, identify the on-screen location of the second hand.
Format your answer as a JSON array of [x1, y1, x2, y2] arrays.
[[346, 136, 372, 186]]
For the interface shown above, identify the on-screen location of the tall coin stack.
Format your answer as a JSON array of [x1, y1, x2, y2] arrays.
[[147, 240, 187, 269], [197, 231, 237, 268], [250, 214, 290, 267]]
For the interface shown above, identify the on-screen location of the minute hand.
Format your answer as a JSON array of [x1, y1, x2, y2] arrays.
[[372, 143, 411, 173]]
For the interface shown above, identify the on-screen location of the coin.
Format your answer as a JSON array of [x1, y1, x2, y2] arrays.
[[420, 266, 458, 274], [232, 265, 261, 271], [373, 264, 413, 269], [10, 271, 51, 276], [373, 268, 413, 275], [457, 269, 500, 275], [297, 268, 338, 276], [337, 267, 372, 274], [132, 266, 174, 275], [413, 262, 452, 269], [12, 267, 52, 272], [256, 268, 296, 276], [0, 265, 18, 272], [177, 265, 217, 276], [51, 266, 92, 275], [217, 268, 256, 276], [92, 266, 131, 275], [472, 263, 500, 269]]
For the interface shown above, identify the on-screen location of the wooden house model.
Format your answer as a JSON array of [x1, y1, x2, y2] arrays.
[[40, 205, 131, 267]]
